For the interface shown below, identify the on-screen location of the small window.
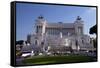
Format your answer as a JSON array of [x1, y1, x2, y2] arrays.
[[82, 40, 84, 44], [35, 40, 37, 45], [41, 42, 44, 45]]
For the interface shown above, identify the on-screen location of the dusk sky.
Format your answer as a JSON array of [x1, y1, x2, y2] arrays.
[[16, 3, 96, 41]]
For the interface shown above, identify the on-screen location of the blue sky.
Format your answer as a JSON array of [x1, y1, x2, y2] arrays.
[[16, 3, 96, 41]]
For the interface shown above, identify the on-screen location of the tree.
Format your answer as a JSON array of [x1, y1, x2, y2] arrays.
[[93, 38, 97, 48], [89, 24, 97, 49], [16, 40, 24, 45], [89, 24, 97, 34], [16, 40, 24, 58], [16, 40, 24, 51]]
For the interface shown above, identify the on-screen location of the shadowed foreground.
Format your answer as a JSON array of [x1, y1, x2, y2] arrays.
[[22, 55, 96, 65]]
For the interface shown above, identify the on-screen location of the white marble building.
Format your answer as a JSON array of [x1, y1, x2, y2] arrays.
[[27, 16, 94, 54]]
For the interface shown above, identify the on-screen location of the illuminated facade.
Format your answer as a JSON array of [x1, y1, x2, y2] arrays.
[[27, 16, 94, 54]]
